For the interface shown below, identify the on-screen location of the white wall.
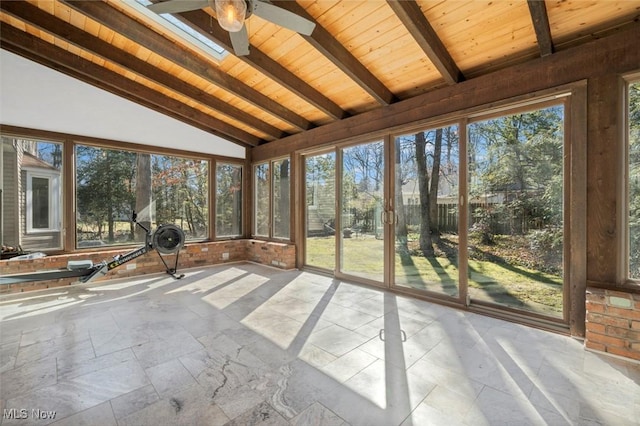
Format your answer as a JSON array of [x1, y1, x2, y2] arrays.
[[0, 50, 245, 158]]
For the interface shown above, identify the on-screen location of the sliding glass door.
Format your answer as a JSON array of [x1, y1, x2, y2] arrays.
[[467, 105, 565, 317], [303, 141, 387, 285], [340, 141, 386, 282], [301, 99, 568, 321], [304, 152, 336, 271], [392, 125, 460, 298]]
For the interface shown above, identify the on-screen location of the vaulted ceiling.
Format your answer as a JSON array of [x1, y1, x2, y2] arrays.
[[1, 0, 639, 149]]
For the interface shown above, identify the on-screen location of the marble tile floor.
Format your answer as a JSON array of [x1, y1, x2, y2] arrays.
[[1, 262, 639, 426]]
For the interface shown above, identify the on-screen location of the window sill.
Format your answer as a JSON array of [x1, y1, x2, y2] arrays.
[[586, 279, 640, 294]]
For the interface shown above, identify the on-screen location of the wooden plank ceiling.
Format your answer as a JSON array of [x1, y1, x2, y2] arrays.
[[1, 0, 639, 149]]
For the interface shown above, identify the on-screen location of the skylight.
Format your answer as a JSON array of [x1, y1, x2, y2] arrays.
[[126, 0, 227, 61]]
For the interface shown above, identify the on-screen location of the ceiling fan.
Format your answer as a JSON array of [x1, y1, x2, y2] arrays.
[[147, 0, 316, 56]]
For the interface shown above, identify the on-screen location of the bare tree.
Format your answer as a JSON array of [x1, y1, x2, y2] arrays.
[[415, 128, 443, 257], [135, 153, 151, 242]]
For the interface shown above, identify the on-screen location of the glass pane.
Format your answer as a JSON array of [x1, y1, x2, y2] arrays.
[[630, 82, 640, 279], [216, 163, 243, 237], [273, 158, 290, 239], [341, 141, 385, 282], [76, 145, 209, 247], [394, 126, 460, 297], [254, 163, 270, 236], [468, 105, 564, 317], [1, 136, 63, 251], [305, 152, 336, 270], [32, 177, 50, 229]]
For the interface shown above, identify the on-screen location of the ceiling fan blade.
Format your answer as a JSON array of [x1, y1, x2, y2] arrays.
[[252, 1, 316, 36], [229, 25, 250, 56], [147, 0, 210, 14]]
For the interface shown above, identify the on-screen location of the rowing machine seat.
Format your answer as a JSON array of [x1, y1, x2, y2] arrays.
[[67, 260, 94, 270]]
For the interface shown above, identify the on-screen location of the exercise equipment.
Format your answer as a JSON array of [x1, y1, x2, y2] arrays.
[[0, 212, 186, 285]]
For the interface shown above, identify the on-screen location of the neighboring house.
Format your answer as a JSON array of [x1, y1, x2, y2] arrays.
[[1, 137, 62, 252]]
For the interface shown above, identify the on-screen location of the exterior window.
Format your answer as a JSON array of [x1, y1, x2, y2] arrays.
[[253, 157, 291, 239], [216, 163, 243, 237], [273, 158, 290, 239], [629, 81, 640, 279], [304, 152, 336, 270], [31, 177, 49, 229], [394, 125, 459, 297], [253, 162, 270, 237], [28, 174, 58, 231], [75, 145, 208, 248], [467, 104, 565, 317], [1, 136, 63, 251]]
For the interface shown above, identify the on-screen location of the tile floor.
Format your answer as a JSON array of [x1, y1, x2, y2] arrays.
[[1, 262, 639, 426]]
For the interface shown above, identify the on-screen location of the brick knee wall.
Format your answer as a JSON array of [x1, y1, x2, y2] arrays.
[[246, 239, 295, 269], [585, 287, 640, 361], [0, 239, 296, 294]]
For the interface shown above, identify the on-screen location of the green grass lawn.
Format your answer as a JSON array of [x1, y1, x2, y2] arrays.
[[306, 234, 563, 317]]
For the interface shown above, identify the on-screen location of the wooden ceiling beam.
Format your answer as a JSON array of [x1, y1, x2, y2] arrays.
[[176, 10, 347, 120], [527, 0, 554, 57], [271, 0, 396, 106], [60, 0, 311, 132], [386, 0, 463, 85], [252, 22, 640, 161], [0, 24, 261, 147], [1, 1, 285, 140]]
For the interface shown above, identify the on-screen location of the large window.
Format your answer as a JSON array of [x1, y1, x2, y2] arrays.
[[75, 145, 208, 247], [1, 136, 63, 251], [253, 158, 290, 239], [467, 104, 565, 316], [254, 162, 270, 237], [394, 125, 460, 297], [272, 158, 290, 239], [216, 162, 243, 237], [305, 152, 336, 270], [629, 81, 640, 280]]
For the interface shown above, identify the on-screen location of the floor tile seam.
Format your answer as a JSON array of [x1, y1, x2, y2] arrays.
[[320, 347, 380, 383], [46, 399, 118, 425], [57, 348, 139, 382], [398, 382, 447, 426], [308, 401, 349, 425], [12, 340, 91, 373], [476, 383, 582, 425], [109, 383, 161, 422], [176, 351, 204, 391]]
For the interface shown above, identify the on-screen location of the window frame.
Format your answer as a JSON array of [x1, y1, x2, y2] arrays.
[[73, 142, 212, 248], [214, 160, 244, 239], [465, 100, 569, 320], [625, 75, 640, 284], [2, 124, 240, 253], [252, 156, 292, 241], [25, 168, 61, 233]]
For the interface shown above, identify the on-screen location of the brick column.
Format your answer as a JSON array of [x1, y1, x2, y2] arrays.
[[585, 287, 640, 361]]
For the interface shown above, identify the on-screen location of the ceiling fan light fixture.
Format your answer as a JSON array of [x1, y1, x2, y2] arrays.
[[215, 0, 247, 32]]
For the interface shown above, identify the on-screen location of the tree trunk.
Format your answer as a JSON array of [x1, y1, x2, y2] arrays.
[[107, 208, 115, 243], [232, 167, 242, 235], [135, 153, 152, 242], [277, 159, 290, 237], [394, 138, 408, 254], [429, 128, 443, 242], [415, 132, 434, 257]]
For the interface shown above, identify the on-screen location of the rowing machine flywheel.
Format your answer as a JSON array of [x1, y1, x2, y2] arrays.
[[152, 224, 185, 254]]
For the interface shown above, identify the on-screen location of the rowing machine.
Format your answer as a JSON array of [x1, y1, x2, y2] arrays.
[[0, 212, 186, 286]]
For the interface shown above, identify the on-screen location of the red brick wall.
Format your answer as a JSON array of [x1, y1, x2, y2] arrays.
[[246, 239, 296, 268], [585, 287, 640, 361], [1, 239, 295, 294]]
